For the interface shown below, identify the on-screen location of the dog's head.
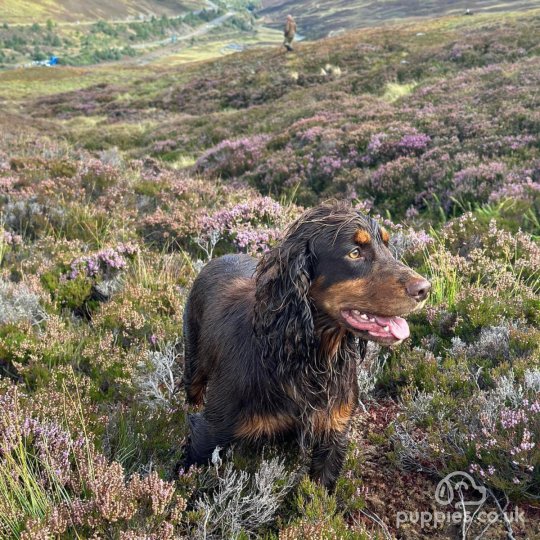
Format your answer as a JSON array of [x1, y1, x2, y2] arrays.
[[308, 209, 430, 346], [254, 202, 430, 363]]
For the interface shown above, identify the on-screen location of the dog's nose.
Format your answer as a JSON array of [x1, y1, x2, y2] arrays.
[[406, 278, 431, 302]]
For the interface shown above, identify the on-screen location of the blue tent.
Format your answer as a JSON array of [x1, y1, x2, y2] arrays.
[[48, 56, 58, 66]]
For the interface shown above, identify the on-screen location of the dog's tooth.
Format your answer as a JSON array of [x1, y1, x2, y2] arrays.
[[383, 326, 390, 332], [352, 309, 360, 315], [369, 317, 375, 322], [360, 314, 368, 320]]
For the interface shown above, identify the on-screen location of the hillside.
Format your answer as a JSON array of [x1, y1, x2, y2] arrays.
[[259, 0, 540, 38], [1, 0, 205, 24], [0, 7, 540, 539], [0, 8, 256, 68]]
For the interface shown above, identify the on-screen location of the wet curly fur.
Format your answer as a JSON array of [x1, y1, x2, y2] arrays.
[[183, 202, 428, 489]]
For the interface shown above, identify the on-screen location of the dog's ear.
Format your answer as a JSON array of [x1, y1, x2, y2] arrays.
[[254, 237, 315, 369]]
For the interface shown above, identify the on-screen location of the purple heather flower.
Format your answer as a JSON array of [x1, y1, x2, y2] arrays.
[[68, 244, 138, 280], [398, 133, 431, 153]]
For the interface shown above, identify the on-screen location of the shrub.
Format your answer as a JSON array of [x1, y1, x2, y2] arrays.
[[0, 383, 191, 539], [69, 243, 138, 280], [0, 280, 47, 326], [195, 135, 270, 179], [80, 158, 120, 198], [392, 369, 540, 500], [135, 341, 182, 410], [195, 455, 294, 539]]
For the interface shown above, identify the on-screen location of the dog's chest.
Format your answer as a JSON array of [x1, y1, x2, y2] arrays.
[[283, 381, 355, 434], [235, 381, 355, 440]]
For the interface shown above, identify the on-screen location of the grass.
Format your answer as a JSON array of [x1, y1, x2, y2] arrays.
[[0, 26, 282, 103], [149, 27, 284, 67], [0, 231, 8, 269], [0, 66, 137, 100], [1, 0, 59, 23], [0, 379, 89, 538], [422, 236, 462, 309], [382, 81, 417, 102], [2, 0, 203, 24], [0, 440, 63, 537], [169, 154, 197, 168]]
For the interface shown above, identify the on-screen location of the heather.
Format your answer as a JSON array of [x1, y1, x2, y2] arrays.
[[0, 8, 540, 539], [21, 11, 538, 224]]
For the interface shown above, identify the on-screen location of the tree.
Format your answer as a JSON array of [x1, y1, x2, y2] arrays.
[[32, 46, 46, 61]]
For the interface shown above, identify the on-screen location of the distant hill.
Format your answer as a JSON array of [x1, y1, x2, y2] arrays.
[[1, 0, 206, 24], [258, 0, 540, 38]]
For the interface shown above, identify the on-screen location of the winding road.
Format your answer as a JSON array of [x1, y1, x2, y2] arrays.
[[127, 11, 236, 65], [130, 11, 235, 50]]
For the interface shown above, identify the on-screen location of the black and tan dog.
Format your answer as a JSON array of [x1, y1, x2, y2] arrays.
[[183, 202, 430, 489]]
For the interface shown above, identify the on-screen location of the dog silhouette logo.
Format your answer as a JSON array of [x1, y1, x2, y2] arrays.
[[435, 471, 487, 509]]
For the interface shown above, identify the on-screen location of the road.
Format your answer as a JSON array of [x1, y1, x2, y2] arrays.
[[130, 11, 235, 50], [128, 11, 236, 65], [7, 8, 237, 69]]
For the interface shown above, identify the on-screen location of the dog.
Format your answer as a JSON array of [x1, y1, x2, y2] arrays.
[[182, 202, 430, 489]]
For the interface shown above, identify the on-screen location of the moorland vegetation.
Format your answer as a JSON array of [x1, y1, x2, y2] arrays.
[[0, 8, 539, 539]]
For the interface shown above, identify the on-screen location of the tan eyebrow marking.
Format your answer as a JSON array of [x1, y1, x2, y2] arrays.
[[354, 230, 371, 244], [380, 228, 390, 244]]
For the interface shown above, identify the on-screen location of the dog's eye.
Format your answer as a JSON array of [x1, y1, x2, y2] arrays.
[[348, 248, 363, 260]]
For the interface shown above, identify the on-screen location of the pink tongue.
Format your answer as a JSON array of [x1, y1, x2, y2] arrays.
[[375, 316, 410, 340]]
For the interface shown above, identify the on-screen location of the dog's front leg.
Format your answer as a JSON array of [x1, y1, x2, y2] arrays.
[[184, 412, 232, 468], [309, 427, 350, 491]]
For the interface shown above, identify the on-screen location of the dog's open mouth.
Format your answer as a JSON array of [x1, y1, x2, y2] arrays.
[[341, 309, 410, 343]]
